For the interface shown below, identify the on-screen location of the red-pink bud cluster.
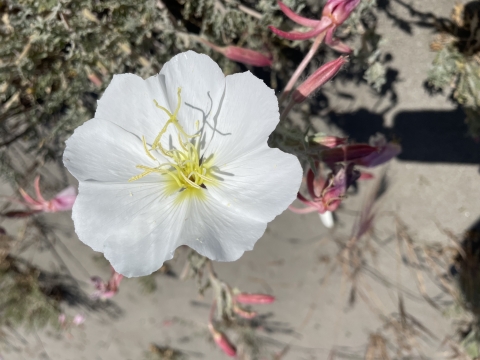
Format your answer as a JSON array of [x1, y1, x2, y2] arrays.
[[323, 0, 361, 25], [289, 134, 401, 216], [290, 163, 359, 214], [91, 267, 124, 300], [269, 0, 361, 53]]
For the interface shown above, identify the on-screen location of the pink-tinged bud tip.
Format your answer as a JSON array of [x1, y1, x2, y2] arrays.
[[87, 73, 103, 87], [233, 305, 258, 319], [221, 46, 272, 67], [306, 133, 347, 148], [277, 1, 321, 27], [235, 293, 276, 304], [320, 144, 377, 163], [208, 323, 237, 357], [358, 171, 374, 180], [323, 0, 361, 25], [354, 133, 402, 168], [18, 176, 76, 213], [201, 39, 272, 67], [269, 17, 332, 41], [292, 57, 347, 103]]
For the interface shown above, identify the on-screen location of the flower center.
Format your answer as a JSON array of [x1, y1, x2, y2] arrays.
[[129, 88, 216, 198]]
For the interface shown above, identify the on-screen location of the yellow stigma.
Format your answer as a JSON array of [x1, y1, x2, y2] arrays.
[[129, 88, 217, 199]]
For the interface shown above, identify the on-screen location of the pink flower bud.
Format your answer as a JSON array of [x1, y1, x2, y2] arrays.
[[358, 171, 374, 180], [201, 39, 272, 67], [306, 133, 347, 148], [323, 0, 361, 25], [306, 165, 327, 199], [87, 73, 102, 87], [320, 144, 377, 163], [208, 323, 237, 357], [290, 164, 359, 215], [235, 293, 276, 304], [18, 176, 76, 213], [91, 268, 123, 300], [354, 134, 402, 168], [322, 169, 348, 212], [292, 57, 347, 103], [233, 305, 258, 319], [49, 186, 77, 211], [221, 46, 272, 67]]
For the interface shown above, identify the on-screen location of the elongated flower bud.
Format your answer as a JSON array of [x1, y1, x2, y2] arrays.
[[221, 46, 272, 67], [292, 57, 347, 103], [233, 304, 258, 319], [235, 293, 275, 304], [306, 133, 347, 148], [201, 39, 272, 67], [354, 134, 402, 167], [208, 323, 237, 357], [320, 144, 377, 163], [87, 72, 102, 87]]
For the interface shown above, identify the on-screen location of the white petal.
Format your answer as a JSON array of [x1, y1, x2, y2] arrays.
[[208, 146, 302, 222], [319, 211, 334, 228], [64, 119, 159, 183], [73, 181, 187, 277], [160, 51, 226, 136], [95, 73, 171, 144], [205, 71, 280, 164], [180, 191, 266, 262]]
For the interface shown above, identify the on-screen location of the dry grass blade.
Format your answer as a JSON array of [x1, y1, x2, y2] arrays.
[[364, 333, 391, 360], [396, 218, 442, 311]]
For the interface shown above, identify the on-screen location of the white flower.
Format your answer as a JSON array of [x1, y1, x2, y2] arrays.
[[64, 51, 302, 277]]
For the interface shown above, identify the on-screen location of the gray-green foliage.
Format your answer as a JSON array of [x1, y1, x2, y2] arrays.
[[344, 0, 387, 92], [0, 257, 61, 330], [428, 45, 480, 138], [427, 2, 480, 138], [0, 0, 298, 175]]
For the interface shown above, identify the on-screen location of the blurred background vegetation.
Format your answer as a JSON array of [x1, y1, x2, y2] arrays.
[[0, 0, 381, 185]]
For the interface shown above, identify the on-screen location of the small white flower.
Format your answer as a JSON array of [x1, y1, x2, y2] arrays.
[[64, 51, 302, 277]]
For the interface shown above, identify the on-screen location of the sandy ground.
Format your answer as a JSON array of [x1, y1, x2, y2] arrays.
[[2, 0, 480, 359]]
